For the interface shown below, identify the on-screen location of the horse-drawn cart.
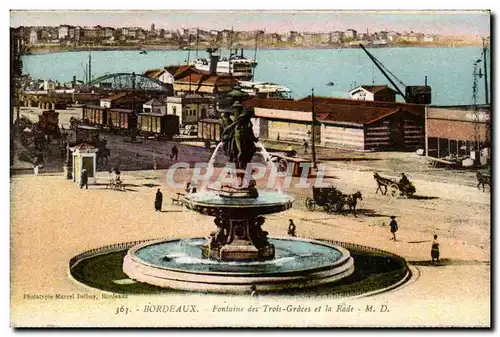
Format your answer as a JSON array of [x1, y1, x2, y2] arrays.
[[305, 186, 362, 214], [373, 172, 416, 198]]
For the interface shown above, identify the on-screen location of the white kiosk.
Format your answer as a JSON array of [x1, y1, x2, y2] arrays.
[[70, 142, 98, 185]]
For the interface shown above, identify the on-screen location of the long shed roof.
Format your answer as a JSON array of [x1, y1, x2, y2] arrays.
[[242, 98, 408, 125]]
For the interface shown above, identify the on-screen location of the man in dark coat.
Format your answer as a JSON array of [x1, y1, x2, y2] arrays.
[[170, 145, 179, 161], [389, 216, 398, 241], [287, 219, 297, 237], [399, 173, 410, 187], [80, 168, 88, 189], [155, 188, 163, 212]]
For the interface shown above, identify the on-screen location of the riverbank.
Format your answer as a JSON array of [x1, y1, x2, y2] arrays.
[[26, 41, 483, 55]]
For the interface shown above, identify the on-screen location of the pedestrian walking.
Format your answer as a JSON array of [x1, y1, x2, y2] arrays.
[[287, 219, 297, 237], [303, 140, 309, 155], [33, 163, 39, 176], [250, 285, 258, 297], [431, 234, 440, 263], [155, 188, 163, 212], [389, 216, 398, 241], [153, 157, 158, 170], [80, 168, 88, 189], [170, 145, 179, 161]]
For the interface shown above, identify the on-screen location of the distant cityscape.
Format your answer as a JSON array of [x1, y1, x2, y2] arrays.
[[11, 24, 485, 54]]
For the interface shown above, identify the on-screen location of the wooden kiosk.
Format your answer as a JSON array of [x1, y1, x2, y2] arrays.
[[70, 142, 98, 185]]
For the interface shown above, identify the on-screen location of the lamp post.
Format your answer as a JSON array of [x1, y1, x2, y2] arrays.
[[65, 141, 72, 179]]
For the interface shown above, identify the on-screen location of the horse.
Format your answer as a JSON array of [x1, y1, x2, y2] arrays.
[[373, 172, 388, 195], [476, 171, 491, 192], [344, 191, 363, 216]]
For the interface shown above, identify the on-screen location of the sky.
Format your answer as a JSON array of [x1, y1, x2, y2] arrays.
[[9, 10, 491, 37]]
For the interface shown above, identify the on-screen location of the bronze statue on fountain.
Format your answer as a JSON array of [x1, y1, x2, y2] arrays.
[[217, 101, 259, 199], [198, 101, 278, 261]]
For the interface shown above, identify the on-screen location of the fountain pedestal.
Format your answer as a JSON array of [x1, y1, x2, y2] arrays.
[[202, 210, 275, 261]]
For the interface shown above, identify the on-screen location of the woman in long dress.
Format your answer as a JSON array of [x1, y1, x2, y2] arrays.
[[154, 189, 163, 212], [431, 234, 440, 263]]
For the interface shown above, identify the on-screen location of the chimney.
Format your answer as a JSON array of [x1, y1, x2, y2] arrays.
[[209, 54, 220, 75]]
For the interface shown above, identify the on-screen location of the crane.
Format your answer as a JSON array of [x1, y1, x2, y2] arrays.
[[358, 44, 431, 104]]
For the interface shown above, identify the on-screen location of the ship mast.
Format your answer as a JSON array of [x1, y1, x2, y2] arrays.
[[187, 33, 192, 93], [196, 28, 199, 59], [88, 44, 92, 85], [229, 27, 234, 90], [252, 30, 260, 77]]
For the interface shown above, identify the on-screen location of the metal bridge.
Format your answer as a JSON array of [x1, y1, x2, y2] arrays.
[[90, 73, 170, 92]]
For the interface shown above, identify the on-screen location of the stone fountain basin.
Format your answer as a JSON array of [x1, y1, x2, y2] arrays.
[[182, 191, 295, 215], [123, 237, 355, 293]]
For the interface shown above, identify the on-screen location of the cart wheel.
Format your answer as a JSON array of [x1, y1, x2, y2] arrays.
[[389, 184, 399, 198], [305, 197, 316, 211], [278, 159, 288, 172]]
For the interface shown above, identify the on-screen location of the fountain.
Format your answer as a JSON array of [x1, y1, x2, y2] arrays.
[[122, 102, 355, 293]]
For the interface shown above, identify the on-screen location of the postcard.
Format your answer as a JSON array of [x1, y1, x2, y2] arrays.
[[9, 9, 491, 327]]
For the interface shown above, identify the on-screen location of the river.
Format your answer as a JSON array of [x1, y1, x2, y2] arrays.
[[22, 46, 489, 105]]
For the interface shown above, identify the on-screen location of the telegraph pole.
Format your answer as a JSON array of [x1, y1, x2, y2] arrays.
[[311, 88, 317, 169], [482, 37, 489, 105]]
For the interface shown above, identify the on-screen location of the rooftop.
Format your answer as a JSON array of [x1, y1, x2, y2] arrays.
[[69, 141, 96, 150], [175, 73, 239, 86], [144, 98, 163, 106], [144, 68, 165, 79], [243, 98, 415, 125], [101, 92, 128, 102], [350, 85, 399, 94], [298, 95, 425, 117]]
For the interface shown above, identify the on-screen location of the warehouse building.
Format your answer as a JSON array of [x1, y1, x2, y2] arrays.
[[243, 98, 425, 151], [425, 105, 491, 165]]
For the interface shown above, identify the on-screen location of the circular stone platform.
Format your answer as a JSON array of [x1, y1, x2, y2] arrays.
[[182, 191, 294, 216], [123, 237, 355, 293]]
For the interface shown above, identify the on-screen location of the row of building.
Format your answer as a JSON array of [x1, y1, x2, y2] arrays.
[[17, 24, 437, 47]]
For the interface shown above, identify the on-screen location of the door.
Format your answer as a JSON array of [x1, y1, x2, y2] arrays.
[[389, 113, 405, 150], [82, 156, 94, 178]]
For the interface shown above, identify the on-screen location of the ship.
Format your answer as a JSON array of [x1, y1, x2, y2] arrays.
[[238, 81, 292, 100], [188, 48, 257, 81]]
